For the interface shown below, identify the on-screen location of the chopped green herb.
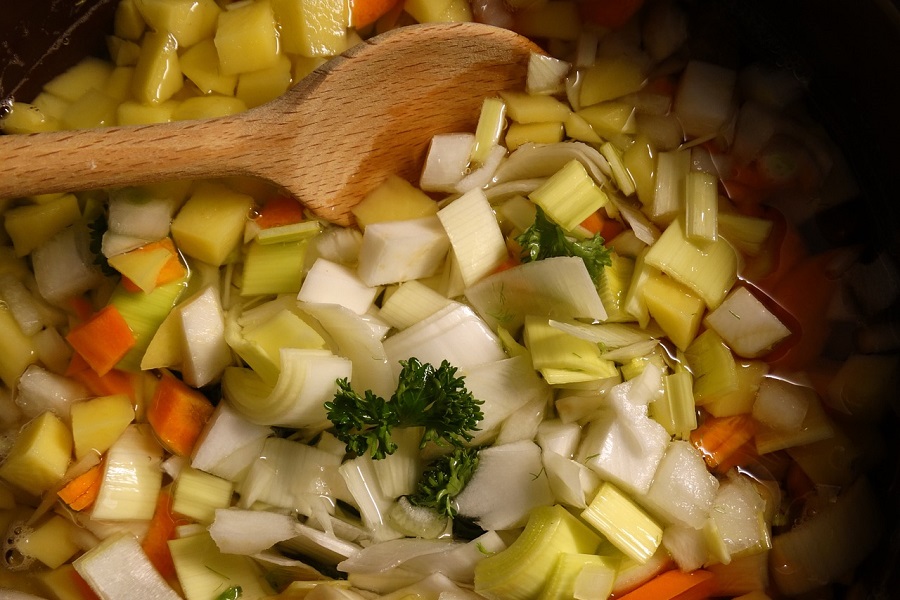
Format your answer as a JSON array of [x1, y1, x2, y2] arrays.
[[214, 586, 242, 600], [409, 446, 480, 518]]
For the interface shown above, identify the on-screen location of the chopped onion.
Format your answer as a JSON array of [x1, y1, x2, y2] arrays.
[[209, 508, 298, 555], [490, 142, 610, 187]]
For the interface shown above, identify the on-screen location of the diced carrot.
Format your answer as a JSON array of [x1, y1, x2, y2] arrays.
[[254, 195, 306, 229], [351, 0, 401, 28], [690, 414, 757, 471], [58, 462, 104, 511], [711, 439, 758, 475], [67, 295, 95, 322], [580, 211, 605, 235], [579, 0, 645, 29], [619, 568, 717, 600], [65, 304, 137, 376], [115, 237, 187, 293], [141, 489, 188, 588], [147, 372, 215, 457], [67, 352, 138, 400]]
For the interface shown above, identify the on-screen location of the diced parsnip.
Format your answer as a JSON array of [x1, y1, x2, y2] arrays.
[[581, 482, 663, 564], [75, 533, 181, 599], [644, 217, 737, 309], [0, 412, 72, 496], [576, 102, 636, 139], [642, 273, 704, 351], [500, 90, 572, 124], [178, 286, 232, 388], [71, 394, 135, 460], [356, 216, 450, 287], [351, 175, 438, 230], [0, 102, 60, 134], [755, 389, 834, 455], [419, 133, 475, 193], [43, 57, 113, 102], [215, 0, 280, 74], [717, 212, 773, 257], [529, 160, 609, 232], [180, 39, 238, 96], [171, 183, 252, 266], [171, 96, 248, 121], [404, 0, 473, 23], [505, 122, 565, 151], [640, 441, 718, 529], [437, 188, 508, 288], [273, 0, 349, 57], [673, 60, 737, 139], [470, 97, 508, 165], [61, 89, 119, 129], [20, 515, 80, 569], [524, 316, 617, 385], [236, 54, 293, 108], [132, 32, 183, 105], [134, 0, 220, 48], [92, 425, 163, 521], [704, 286, 791, 358], [298, 258, 380, 315], [685, 329, 738, 405], [115, 0, 146, 41], [117, 99, 178, 125], [579, 57, 647, 107], [702, 360, 769, 417], [527, 53, 570, 96], [4, 194, 81, 257], [172, 467, 233, 524], [650, 371, 697, 438], [649, 150, 690, 224], [377, 280, 451, 331], [684, 171, 718, 242], [513, 1, 580, 40]]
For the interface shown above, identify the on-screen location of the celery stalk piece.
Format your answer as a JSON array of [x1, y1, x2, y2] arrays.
[[437, 188, 508, 288], [172, 467, 233, 524], [339, 454, 404, 543], [92, 425, 163, 521], [111, 276, 188, 372], [529, 160, 609, 232], [298, 257, 380, 315], [650, 150, 690, 224], [596, 253, 636, 323], [466, 256, 607, 335], [378, 280, 451, 331], [581, 482, 663, 564], [209, 508, 298, 555], [538, 553, 617, 600], [240, 239, 307, 296], [650, 370, 697, 438], [356, 216, 451, 287], [179, 285, 232, 388], [622, 248, 654, 328], [684, 170, 719, 242], [717, 212, 773, 256], [644, 217, 738, 309], [684, 329, 739, 405], [526, 53, 571, 95], [600, 142, 636, 197], [420, 133, 475, 193], [470, 97, 507, 166], [704, 286, 792, 358], [640, 440, 719, 529], [524, 316, 618, 384], [505, 121, 566, 151], [256, 219, 321, 244], [455, 440, 555, 531], [382, 302, 506, 376], [169, 532, 272, 600], [474, 505, 601, 600], [74, 533, 181, 599]]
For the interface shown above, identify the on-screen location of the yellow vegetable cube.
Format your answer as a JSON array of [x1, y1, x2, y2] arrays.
[[171, 183, 253, 265], [352, 175, 438, 229], [181, 39, 237, 96], [134, 0, 220, 48], [505, 121, 565, 150], [106, 35, 141, 67], [70, 394, 135, 460], [105, 66, 135, 100], [215, 1, 280, 75], [171, 96, 248, 121], [404, 0, 473, 23], [117, 99, 178, 125], [579, 57, 647, 107], [499, 90, 571, 124], [0, 412, 72, 496], [62, 89, 119, 129], [4, 193, 81, 257], [293, 55, 327, 81], [43, 57, 113, 102], [132, 31, 183, 105], [114, 0, 147, 41], [0, 102, 60, 134], [273, 0, 350, 57], [20, 515, 80, 568], [32, 92, 69, 121], [236, 55, 293, 108], [642, 273, 705, 350], [0, 303, 37, 388], [576, 102, 637, 138]]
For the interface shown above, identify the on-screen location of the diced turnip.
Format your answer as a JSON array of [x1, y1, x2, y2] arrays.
[[74, 533, 181, 599], [536, 419, 582, 458], [32, 225, 105, 305], [640, 440, 719, 529], [191, 401, 272, 478], [673, 60, 737, 139], [708, 473, 769, 559], [15, 364, 89, 419], [704, 286, 791, 358], [542, 450, 600, 509], [179, 285, 231, 387], [662, 524, 708, 572], [298, 258, 380, 315], [107, 188, 175, 240], [752, 377, 810, 432], [419, 133, 475, 192], [356, 216, 450, 287]]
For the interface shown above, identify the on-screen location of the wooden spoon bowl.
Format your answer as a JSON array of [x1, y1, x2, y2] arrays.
[[0, 22, 539, 226]]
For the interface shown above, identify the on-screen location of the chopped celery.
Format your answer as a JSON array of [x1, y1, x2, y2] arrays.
[[169, 532, 271, 600], [649, 150, 690, 224], [581, 482, 663, 564], [684, 170, 718, 242], [474, 505, 601, 600], [240, 239, 307, 296], [622, 247, 654, 328], [377, 280, 451, 331], [524, 316, 618, 385], [644, 217, 737, 309], [470, 97, 508, 166], [436, 189, 508, 288], [538, 553, 617, 600], [684, 329, 739, 405], [717, 212, 773, 256], [641, 273, 705, 350], [596, 252, 635, 323], [651, 371, 698, 438], [529, 160, 609, 232], [172, 467, 234, 524], [599, 142, 636, 197], [256, 219, 321, 244]]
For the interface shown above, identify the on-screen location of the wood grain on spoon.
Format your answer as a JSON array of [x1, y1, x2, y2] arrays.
[[0, 22, 539, 227]]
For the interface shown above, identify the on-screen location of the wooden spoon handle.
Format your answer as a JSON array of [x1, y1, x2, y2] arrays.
[[0, 116, 257, 198]]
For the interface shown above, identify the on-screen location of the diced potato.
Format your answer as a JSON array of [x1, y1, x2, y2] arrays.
[[43, 57, 113, 102], [171, 96, 248, 121], [643, 273, 704, 350], [352, 175, 439, 230], [70, 394, 136, 460], [564, 113, 603, 144], [114, 0, 146, 41], [513, 1, 580, 40], [579, 57, 647, 107], [215, 1, 280, 75], [105, 66, 135, 100], [20, 515, 80, 568], [62, 89, 119, 129], [171, 183, 253, 265], [132, 31, 183, 104], [0, 102, 60, 134], [293, 55, 328, 81], [4, 193, 81, 257], [0, 412, 72, 496], [141, 307, 183, 371], [505, 121, 565, 150], [32, 92, 69, 121], [106, 35, 142, 67], [39, 564, 95, 600], [404, 0, 473, 23], [500, 90, 571, 124], [181, 39, 238, 96], [134, 0, 220, 48], [236, 55, 293, 108], [576, 102, 637, 138], [117, 100, 178, 125], [273, 0, 350, 57]]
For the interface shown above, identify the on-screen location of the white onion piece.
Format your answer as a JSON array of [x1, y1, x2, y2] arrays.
[[490, 142, 611, 187], [0, 274, 43, 335], [191, 401, 271, 479], [526, 53, 571, 95], [495, 395, 547, 446], [482, 177, 546, 202], [542, 450, 599, 509], [338, 538, 454, 575], [298, 258, 379, 315], [454, 144, 507, 194], [339, 455, 404, 543], [279, 521, 363, 566], [209, 508, 297, 555], [32, 225, 105, 305]]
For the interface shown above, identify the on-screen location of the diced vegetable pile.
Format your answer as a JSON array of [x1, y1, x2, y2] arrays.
[[1, 1, 898, 599]]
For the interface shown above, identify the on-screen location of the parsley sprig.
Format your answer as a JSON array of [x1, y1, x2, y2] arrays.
[[325, 358, 484, 460], [409, 446, 480, 518]]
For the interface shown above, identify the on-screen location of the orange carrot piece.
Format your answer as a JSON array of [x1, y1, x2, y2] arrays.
[[619, 568, 716, 600], [690, 414, 757, 471], [580, 211, 605, 235], [147, 372, 215, 457], [352, 0, 401, 28], [579, 0, 645, 29], [58, 462, 103, 511], [116, 238, 187, 292], [65, 304, 137, 376], [712, 438, 758, 475], [141, 489, 186, 587], [254, 195, 306, 229], [67, 295, 96, 322], [67, 352, 137, 400]]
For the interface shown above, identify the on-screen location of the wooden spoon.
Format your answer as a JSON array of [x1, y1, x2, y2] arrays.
[[0, 22, 539, 227]]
